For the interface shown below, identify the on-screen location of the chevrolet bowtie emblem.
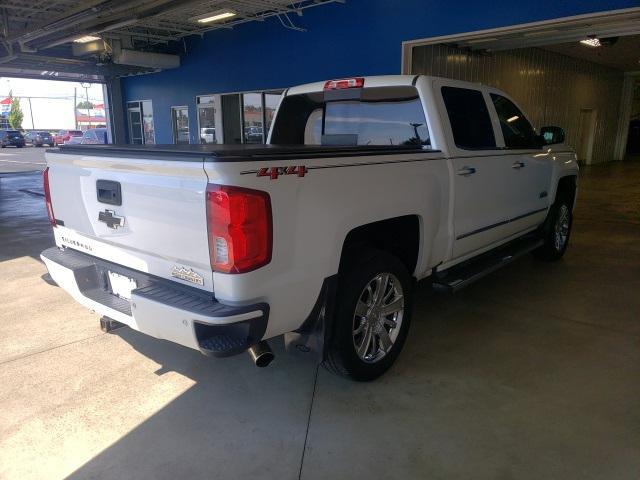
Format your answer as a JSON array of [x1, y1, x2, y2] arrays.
[[98, 209, 125, 229]]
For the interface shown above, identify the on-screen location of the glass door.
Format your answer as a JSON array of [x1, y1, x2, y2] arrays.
[[171, 106, 190, 144], [197, 95, 217, 144], [141, 100, 155, 144], [127, 105, 143, 144]]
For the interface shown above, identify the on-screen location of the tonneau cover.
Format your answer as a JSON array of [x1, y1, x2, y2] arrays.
[[50, 143, 435, 162]]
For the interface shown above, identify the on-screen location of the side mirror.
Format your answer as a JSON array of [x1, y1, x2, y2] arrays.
[[539, 126, 565, 145]]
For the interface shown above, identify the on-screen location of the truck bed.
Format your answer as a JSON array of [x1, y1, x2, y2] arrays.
[[51, 143, 434, 161]]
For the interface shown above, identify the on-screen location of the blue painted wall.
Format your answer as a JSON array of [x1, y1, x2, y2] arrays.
[[121, 0, 639, 144]]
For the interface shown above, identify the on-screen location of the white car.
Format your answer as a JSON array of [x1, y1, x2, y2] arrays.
[[40, 75, 578, 380], [200, 127, 216, 144], [64, 135, 83, 145]]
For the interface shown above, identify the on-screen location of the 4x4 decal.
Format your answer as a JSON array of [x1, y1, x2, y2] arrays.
[[257, 166, 308, 179]]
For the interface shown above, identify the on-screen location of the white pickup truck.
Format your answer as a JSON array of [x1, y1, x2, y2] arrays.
[[41, 75, 578, 380]]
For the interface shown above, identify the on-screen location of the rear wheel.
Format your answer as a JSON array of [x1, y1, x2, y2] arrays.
[[323, 250, 413, 381], [534, 194, 573, 261]]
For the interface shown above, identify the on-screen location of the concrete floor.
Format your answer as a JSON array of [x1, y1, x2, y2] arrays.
[[0, 146, 47, 174], [0, 160, 638, 480]]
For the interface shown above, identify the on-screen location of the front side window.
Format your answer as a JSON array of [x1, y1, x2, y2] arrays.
[[490, 94, 539, 149], [441, 86, 496, 150], [271, 86, 430, 146]]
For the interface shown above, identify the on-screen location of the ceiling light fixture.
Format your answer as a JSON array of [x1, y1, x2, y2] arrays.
[[73, 35, 101, 44], [580, 37, 601, 48], [194, 9, 237, 24]]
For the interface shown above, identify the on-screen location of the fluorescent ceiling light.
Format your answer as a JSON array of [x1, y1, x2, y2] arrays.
[[466, 37, 499, 45], [73, 35, 101, 43], [195, 9, 236, 23], [580, 38, 601, 48], [507, 115, 519, 123]]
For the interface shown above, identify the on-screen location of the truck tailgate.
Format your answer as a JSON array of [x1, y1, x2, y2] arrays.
[[46, 151, 213, 291]]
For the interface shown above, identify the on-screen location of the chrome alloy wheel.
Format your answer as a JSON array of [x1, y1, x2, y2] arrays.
[[554, 204, 570, 251], [352, 272, 404, 364]]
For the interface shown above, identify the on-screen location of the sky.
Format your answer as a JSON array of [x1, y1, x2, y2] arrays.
[[0, 77, 104, 130]]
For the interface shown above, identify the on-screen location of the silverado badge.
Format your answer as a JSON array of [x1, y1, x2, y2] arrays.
[[171, 266, 204, 286]]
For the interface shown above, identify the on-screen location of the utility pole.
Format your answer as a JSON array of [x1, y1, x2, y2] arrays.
[[74, 87, 77, 129], [27, 97, 35, 130], [81, 82, 91, 130]]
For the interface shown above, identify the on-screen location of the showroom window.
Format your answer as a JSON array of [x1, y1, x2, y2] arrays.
[[441, 86, 496, 150], [264, 93, 280, 136], [200, 90, 282, 144], [490, 94, 539, 149], [242, 93, 264, 144]]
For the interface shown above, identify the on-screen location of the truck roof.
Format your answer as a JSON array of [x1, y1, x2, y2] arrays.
[[285, 74, 483, 96]]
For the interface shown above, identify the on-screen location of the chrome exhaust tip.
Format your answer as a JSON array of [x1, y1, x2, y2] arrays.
[[248, 341, 274, 368]]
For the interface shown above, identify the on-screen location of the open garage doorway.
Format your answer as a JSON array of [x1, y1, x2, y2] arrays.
[[402, 8, 640, 165]]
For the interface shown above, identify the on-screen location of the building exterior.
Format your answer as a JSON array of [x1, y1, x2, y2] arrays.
[[119, 0, 640, 163]]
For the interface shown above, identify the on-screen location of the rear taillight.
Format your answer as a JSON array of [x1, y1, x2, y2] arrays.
[[43, 167, 56, 227], [324, 77, 365, 90], [206, 184, 272, 274]]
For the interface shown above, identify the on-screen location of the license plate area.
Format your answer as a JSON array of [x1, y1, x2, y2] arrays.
[[107, 271, 137, 300]]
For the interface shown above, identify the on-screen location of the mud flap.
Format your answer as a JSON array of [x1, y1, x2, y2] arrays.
[[284, 275, 337, 363]]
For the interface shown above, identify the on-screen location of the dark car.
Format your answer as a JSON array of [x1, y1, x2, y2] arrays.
[[0, 130, 25, 148], [24, 131, 54, 147]]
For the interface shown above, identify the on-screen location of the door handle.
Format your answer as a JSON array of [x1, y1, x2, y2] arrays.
[[512, 161, 525, 169], [457, 166, 476, 176]]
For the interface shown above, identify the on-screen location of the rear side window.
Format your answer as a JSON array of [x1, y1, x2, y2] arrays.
[[441, 86, 496, 150], [271, 86, 430, 147], [490, 94, 539, 149]]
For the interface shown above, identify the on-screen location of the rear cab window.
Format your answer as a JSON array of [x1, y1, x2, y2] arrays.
[[441, 86, 496, 150], [271, 85, 431, 147]]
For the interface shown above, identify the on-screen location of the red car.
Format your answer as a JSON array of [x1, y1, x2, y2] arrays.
[[53, 129, 82, 146]]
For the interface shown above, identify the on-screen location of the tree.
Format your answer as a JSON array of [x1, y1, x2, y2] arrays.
[[76, 100, 95, 109], [8, 95, 23, 130]]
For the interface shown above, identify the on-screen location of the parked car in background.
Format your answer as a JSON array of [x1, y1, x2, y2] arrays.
[[0, 130, 25, 148], [243, 126, 263, 143], [24, 131, 54, 147], [200, 127, 216, 144], [81, 128, 108, 145], [64, 135, 84, 145], [53, 130, 82, 146]]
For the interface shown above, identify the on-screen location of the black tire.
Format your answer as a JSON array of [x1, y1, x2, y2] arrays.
[[323, 249, 413, 381], [533, 193, 573, 262]]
